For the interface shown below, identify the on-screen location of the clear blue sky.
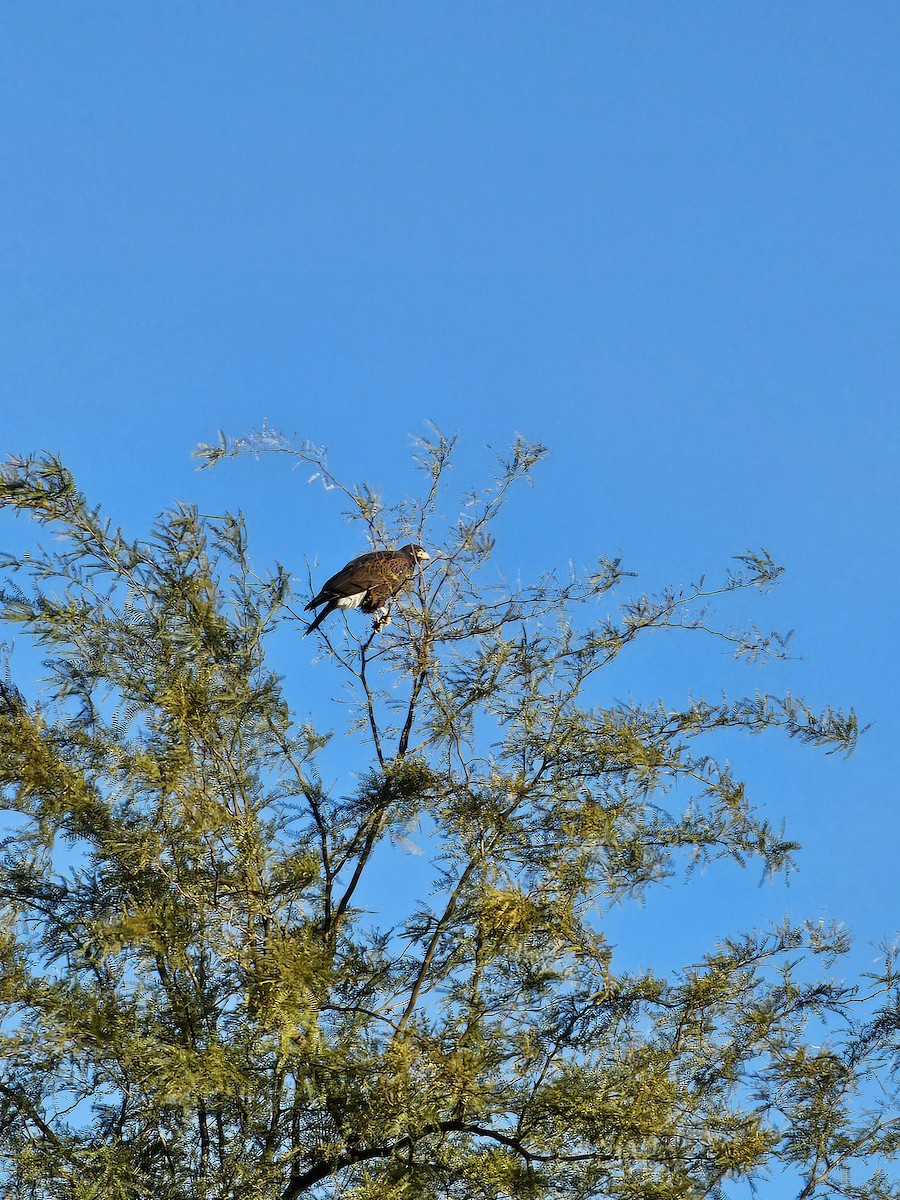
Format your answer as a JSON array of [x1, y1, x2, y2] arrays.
[[2, 3, 898, 1013]]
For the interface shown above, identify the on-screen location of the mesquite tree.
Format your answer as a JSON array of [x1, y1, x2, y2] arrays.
[[0, 433, 897, 1200]]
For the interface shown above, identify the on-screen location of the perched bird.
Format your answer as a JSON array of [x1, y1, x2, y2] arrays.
[[303, 544, 430, 636]]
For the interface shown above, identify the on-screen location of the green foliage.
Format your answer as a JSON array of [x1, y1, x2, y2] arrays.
[[0, 436, 896, 1200]]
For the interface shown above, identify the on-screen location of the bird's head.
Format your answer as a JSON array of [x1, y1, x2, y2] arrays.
[[400, 544, 431, 563]]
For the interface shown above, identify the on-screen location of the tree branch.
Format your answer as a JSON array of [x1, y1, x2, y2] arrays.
[[281, 1117, 608, 1199]]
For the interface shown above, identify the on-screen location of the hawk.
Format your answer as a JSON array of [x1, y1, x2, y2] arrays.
[[303, 543, 430, 636]]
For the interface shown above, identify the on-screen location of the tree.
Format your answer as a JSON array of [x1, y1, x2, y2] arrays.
[[0, 433, 897, 1200]]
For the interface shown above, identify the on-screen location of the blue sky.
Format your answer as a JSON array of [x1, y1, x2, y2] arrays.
[[2, 1, 898, 1013]]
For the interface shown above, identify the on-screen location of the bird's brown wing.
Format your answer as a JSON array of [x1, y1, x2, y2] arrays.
[[358, 554, 416, 612], [306, 552, 383, 609], [326, 551, 401, 592], [307, 550, 413, 610]]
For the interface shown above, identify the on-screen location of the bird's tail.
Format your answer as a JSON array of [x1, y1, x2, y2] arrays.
[[303, 604, 331, 637]]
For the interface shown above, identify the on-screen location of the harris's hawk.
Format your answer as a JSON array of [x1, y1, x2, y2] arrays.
[[303, 543, 430, 636]]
